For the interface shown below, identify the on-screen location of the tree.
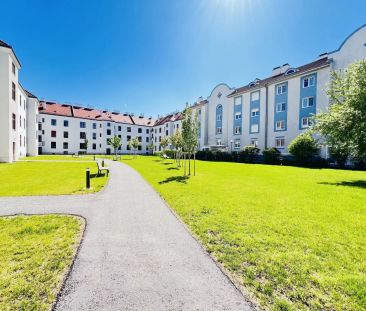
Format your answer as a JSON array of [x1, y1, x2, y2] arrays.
[[288, 132, 319, 165], [313, 60, 366, 163], [147, 142, 154, 155], [160, 136, 170, 154], [107, 135, 122, 160], [170, 130, 183, 167], [181, 105, 199, 176], [129, 137, 140, 158]]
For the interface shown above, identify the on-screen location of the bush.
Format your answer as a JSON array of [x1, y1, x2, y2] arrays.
[[239, 146, 260, 163], [164, 149, 175, 158], [262, 148, 281, 164], [329, 145, 350, 168], [288, 133, 319, 165]]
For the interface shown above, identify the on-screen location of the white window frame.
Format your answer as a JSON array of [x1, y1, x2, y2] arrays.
[[217, 139, 222, 146], [276, 102, 286, 112], [251, 91, 260, 101], [250, 139, 258, 148], [276, 84, 287, 95], [275, 137, 285, 148], [234, 140, 241, 149], [276, 120, 285, 131], [234, 126, 241, 135], [216, 127, 222, 134], [251, 123, 259, 133], [251, 108, 260, 117], [301, 117, 312, 128], [235, 112, 242, 120], [303, 76, 315, 88], [301, 96, 314, 108], [217, 114, 222, 121], [234, 96, 242, 106]]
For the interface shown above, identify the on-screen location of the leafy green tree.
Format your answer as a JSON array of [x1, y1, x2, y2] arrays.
[[182, 104, 199, 176], [147, 142, 154, 155], [313, 60, 366, 162], [288, 132, 319, 165], [107, 135, 122, 160], [160, 136, 170, 153], [170, 130, 183, 167], [128, 137, 140, 158]]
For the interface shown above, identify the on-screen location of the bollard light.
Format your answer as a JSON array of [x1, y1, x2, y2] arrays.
[[102, 160, 105, 167], [86, 168, 91, 189]]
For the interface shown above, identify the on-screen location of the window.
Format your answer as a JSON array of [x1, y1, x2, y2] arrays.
[[159, 128, 162, 133], [63, 142, 68, 149], [38, 123, 42, 130], [92, 143, 97, 150], [19, 116, 21, 127], [51, 142, 57, 149], [80, 132, 86, 139], [12, 82, 16, 100], [234, 140, 241, 149], [138, 128, 142, 133], [301, 117, 312, 128], [107, 129, 111, 135], [276, 120, 286, 131], [20, 135, 22, 147], [138, 136, 142, 142], [127, 135, 131, 141], [80, 121, 86, 128], [51, 119, 57, 126], [93, 133, 97, 140], [146, 129, 149, 134], [118, 126, 122, 131], [217, 139, 222, 146], [159, 136, 161, 142], [12, 114, 16, 130], [217, 114, 222, 121], [12, 62, 15, 74], [250, 139, 258, 148], [234, 126, 241, 135], [93, 123, 97, 129], [166, 130, 168, 136], [234, 96, 242, 106], [276, 102, 286, 112], [64, 131, 68, 138], [216, 127, 222, 134], [301, 97, 314, 108], [275, 137, 285, 148], [235, 112, 242, 120], [251, 109, 259, 117], [176, 124, 179, 129], [276, 84, 287, 95], [51, 130, 57, 138], [251, 91, 259, 101], [303, 76, 315, 88], [107, 122, 111, 127], [19, 95, 22, 107], [146, 137, 149, 142], [127, 127, 131, 132], [64, 120, 69, 127], [251, 124, 259, 133]]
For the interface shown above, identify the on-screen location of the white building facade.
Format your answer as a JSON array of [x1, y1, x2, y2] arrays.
[[1, 25, 366, 162]]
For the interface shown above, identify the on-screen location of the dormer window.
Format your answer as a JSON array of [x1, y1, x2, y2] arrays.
[[285, 68, 296, 75]]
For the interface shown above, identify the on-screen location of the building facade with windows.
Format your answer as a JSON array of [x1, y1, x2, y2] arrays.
[[1, 25, 366, 162]]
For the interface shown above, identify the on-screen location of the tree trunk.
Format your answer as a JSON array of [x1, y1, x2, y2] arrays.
[[188, 154, 191, 176], [194, 152, 196, 176], [184, 153, 186, 176]]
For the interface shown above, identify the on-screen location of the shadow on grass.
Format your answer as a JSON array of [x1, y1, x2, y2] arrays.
[[90, 173, 107, 179], [159, 176, 189, 184], [161, 162, 174, 165], [167, 167, 179, 171], [319, 180, 366, 189]]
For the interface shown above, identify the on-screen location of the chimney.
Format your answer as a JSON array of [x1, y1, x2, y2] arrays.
[[272, 66, 281, 76], [280, 63, 291, 74]]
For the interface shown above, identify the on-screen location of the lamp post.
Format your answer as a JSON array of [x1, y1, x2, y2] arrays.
[[86, 168, 91, 189], [230, 139, 233, 153]]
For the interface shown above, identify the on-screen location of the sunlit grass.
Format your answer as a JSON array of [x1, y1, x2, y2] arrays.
[[125, 156, 366, 310], [0, 215, 84, 310]]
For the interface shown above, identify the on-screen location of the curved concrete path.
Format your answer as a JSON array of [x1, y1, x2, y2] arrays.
[[0, 160, 253, 311]]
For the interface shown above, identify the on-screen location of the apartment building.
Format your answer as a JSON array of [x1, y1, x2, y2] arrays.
[[1, 24, 366, 162]]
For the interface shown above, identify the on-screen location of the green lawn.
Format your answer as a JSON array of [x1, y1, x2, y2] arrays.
[[0, 215, 84, 310], [0, 161, 107, 196], [22, 155, 95, 161], [125, 156, 366, 310]]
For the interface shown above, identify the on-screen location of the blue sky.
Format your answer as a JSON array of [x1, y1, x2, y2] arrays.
[[1, 0, 365, 116]]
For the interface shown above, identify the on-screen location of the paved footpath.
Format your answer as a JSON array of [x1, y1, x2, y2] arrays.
[[0, 160, 254, 311]]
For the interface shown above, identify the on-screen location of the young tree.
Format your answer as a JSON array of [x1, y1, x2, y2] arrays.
[[288, 132, 319, 165], [170, 130, 183, 167], [107, 135, 122, 160], [147, 142, 154, 155], [129, 137, 140, 158], [313, 60, 366, 162], [181, 105, 199, 176], [160, 136, 170, 154]]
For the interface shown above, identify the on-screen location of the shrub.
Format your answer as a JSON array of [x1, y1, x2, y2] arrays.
[[164, 149, 175, 158], [262, 148, 281, 164], [239, 146, 260, 163], [329, 145, 350, 168], [288, 133, 319, 165]]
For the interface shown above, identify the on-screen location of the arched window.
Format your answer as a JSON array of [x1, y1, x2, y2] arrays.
[[285, 68, 296, 75]]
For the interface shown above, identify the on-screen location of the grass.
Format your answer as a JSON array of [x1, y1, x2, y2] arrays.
[[22, 155, 95, 161], [125, 156, 366, 310], [0, 215, 84, 310], [0, 161, 107, 196]]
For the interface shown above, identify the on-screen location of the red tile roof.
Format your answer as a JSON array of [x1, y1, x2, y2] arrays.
[[228, 57, 330, 97], [131, 115, 156, 126], [38, 102, 73, 117]]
